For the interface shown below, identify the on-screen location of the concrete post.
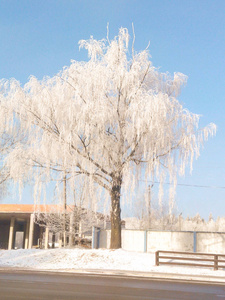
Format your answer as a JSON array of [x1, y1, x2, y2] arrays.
[[92, 227, 100, 249], [97, 228, 100, 249], [24, 220, 29, 249], [92, 226, 96, 249], [8, 217, 15, 250], [28, 214, 34, 249], [144, 231, 147, 252], [44, 227, 49, 249]]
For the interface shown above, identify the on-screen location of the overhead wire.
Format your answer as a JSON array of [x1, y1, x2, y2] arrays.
[[138, 180, 225, 190]]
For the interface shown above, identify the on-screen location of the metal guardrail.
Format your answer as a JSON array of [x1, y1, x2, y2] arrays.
[[155, 250, 225, 271]]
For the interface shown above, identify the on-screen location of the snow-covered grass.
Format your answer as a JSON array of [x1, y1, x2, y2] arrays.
[[0, 248, 225, 279]]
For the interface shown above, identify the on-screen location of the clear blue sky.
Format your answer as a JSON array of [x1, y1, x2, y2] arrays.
[[0, 0, 225, 220]]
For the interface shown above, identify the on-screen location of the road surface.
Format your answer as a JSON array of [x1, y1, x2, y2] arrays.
[[0, 270, 224, 299]]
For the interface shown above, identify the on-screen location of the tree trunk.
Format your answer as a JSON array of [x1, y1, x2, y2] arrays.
[[110, 176, 122, 249]]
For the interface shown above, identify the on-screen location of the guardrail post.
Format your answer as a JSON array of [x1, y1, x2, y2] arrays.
[[155, 251, 159, 266], [193, 231, 197, 252], [214, 255, 218, 271]]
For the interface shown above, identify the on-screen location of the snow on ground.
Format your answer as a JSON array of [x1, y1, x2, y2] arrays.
[[0, 248, 225, 278]]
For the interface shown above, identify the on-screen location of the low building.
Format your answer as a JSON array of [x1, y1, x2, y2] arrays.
[[0, 204, 51, 250], [0, 204, 112, 250]]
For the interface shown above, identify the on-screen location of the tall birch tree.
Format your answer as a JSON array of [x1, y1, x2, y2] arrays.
[[0, 28, 216, 248]]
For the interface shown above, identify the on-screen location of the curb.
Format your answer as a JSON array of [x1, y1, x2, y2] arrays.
[[1, 267, 225, 284], [61, 269, 225, 284]]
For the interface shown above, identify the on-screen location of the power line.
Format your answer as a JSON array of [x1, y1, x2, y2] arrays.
[[139, 180, 225, 190]]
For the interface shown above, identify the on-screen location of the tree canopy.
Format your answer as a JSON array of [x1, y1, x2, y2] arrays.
[[0, 28, 216, 248]]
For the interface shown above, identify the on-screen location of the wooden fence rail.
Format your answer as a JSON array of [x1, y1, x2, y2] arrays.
[[155, 250, 225, 271]]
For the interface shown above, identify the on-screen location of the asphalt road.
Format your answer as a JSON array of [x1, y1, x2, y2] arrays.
[[0, 270, 225, 300]]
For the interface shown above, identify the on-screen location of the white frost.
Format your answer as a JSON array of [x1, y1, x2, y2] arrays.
[[0, 248, 224, 278], [0, 28, 216, 216]]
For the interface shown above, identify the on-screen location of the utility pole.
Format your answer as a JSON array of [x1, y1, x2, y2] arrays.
[[63, 172, 67, 247]]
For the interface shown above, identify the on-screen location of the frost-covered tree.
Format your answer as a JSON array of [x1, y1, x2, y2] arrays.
[[0, 28, 216, 248], [35, 206, 99, 247], [34, 178, 104, 247], [0, 128, 21, 199], [0, 133, 11, 186]]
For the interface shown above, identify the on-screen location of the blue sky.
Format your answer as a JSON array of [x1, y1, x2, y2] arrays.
[[0, 0, 225, 220]]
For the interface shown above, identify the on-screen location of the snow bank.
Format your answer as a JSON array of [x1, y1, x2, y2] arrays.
[[0, 248, 224, 278]]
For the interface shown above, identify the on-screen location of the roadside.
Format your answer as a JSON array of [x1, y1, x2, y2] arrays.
[[0, 248, 225, 284], [0, 267, 225, 285]]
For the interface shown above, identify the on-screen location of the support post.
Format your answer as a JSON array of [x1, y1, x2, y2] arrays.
[[8, 217, 15, 250], [193, 231, 197, 253], [155, 250, 159, 266], [28, 214, 34, 249], [24, 220, 29, 249], [44, 227, 49, 249], [214, 255, 218, 271]]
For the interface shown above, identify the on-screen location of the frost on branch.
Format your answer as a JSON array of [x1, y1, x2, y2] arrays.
[[0, 28, 216, 248], [0, 95, 22, 198]]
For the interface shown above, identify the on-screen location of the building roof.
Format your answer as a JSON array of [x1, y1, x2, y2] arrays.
[[0, 204, 112, 223], [0, 204, 65, 214]]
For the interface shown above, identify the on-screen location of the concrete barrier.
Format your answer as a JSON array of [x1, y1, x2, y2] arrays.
[[94, 229, 225, 254], [147, 231, 194, 252], [197, 232, 225, 253], [122, 230, 146, 252]]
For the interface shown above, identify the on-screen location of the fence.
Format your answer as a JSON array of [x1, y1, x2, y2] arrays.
[[93, 229, 225, 254], [155, 250, 225, 271]]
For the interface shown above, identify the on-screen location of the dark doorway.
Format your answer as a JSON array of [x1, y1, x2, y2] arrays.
[[0, 221, 10, 249], [15, 231, 24, 249]]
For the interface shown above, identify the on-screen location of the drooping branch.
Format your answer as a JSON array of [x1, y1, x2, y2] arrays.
[[0, 27, 216, 250], [77, 163, 111, 191]]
